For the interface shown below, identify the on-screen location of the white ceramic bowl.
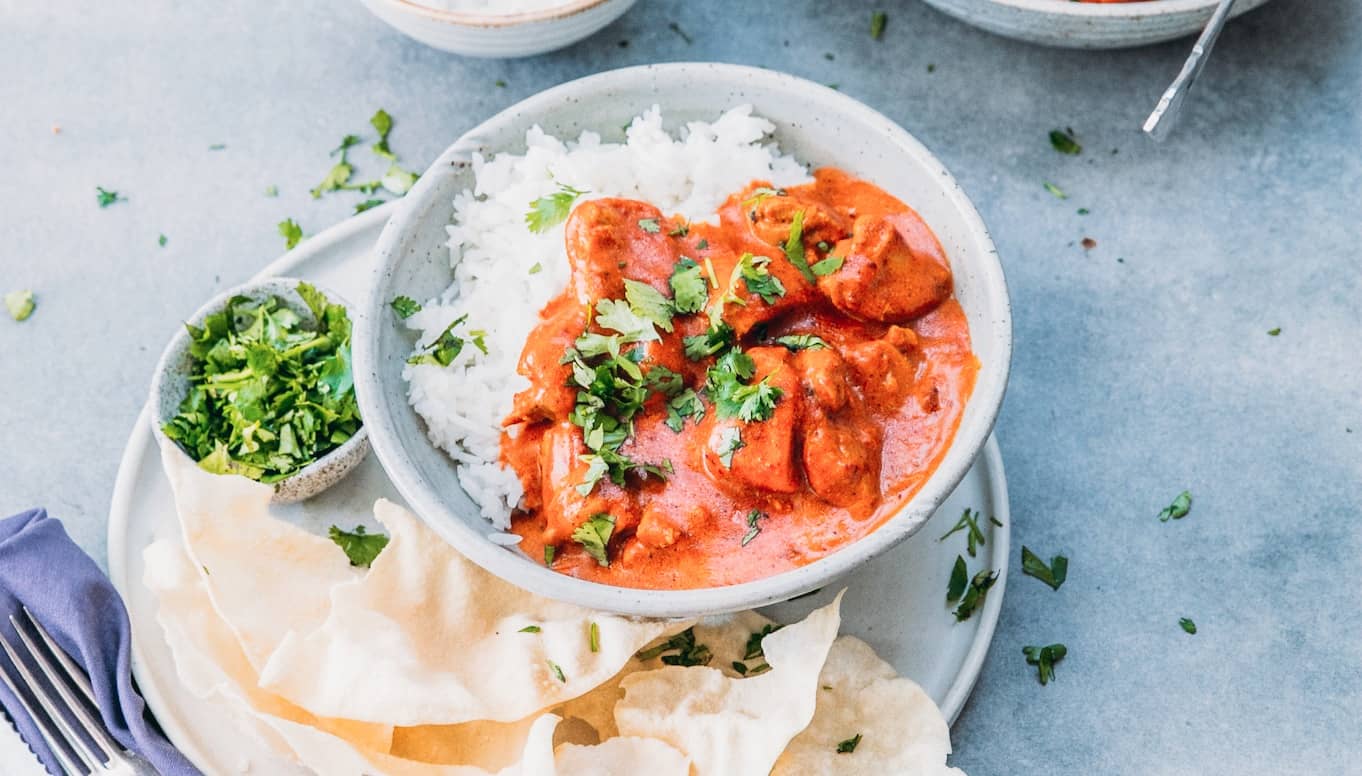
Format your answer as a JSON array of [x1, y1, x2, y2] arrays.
[[150, 278, 370, 503], [354, 63, 1012, 617], [358, 0, 637, 58], [921, 0, 1274, 49]]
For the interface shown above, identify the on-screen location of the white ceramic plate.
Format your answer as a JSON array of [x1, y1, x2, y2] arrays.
[[921, 0, 1274, 49], [106, 206, 1010, 773], [358, 0, 638, 58]]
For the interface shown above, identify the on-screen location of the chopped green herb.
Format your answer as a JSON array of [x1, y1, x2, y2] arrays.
[[774, 334, 829, 351], [519, 625, 541, 633], [715, 427, 744, 468], [870, 10, 887, 39], [162, 282, 361, 483], [548, 661, 566, 683], [683, 323, 733, 360], [526, 183, 587, 233], [667, 21, 693, 44], [837, 734, 863, 754], [742, 187, 786, 208], [741, 509, 766, 546], [669, 258, 709, 314], [278, 218, 304, 250], [952, 569, 998, 622], [354, 198, 386, 214], [1267, 327, 1281, 336], [265, 185, 279, 197], [370, 109, 394, 160], [946, 555, 968, 603], [544, 545, 556, 567], [810, 254, 844, 276], [468, 329, 489, 355], [939, 509, 988, 557], [1020, 546, 1068, 591], [637, 217, 661, 234], [208, 143, 226, 151], [696, 238, 709, 251], [1179, 617, 1197, 634], [572, 513, 616, 567], [390, 295, 422, 319], [623, 278, 674, 333], [637, 628, 712, 666], [95, 187, 122, 207], [328, 525, 389, 568], [5, 291, 36, 322], [1023, 643, 1067, 685], [157, 234, 168, 247], [1049, 128, 1082, 155], [312, 136, 358, 198], [736, 253, 786, 305], [407, 315, 471, 367], [380, 164, 418, 195], [1043, 181, 1068, 199], [668, 222, 690, 237], [1158, 490, 1192, 522], [1077, 207, 1090, 215], [707, 349, 783, 422], [589, 621, 600, 652], [782, 210, 817, 284], [665, 388, 706, 432], [495, 79, 507, 88], [528, 262, 543, 275]]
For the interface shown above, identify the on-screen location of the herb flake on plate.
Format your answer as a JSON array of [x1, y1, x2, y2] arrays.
[[328, 525, 389, 567], [837, 733, 863, 754], [946, 555, 968, 603], [952, 569, 998, 622], [526, 183, 587, 233], [939, 508, 988, 557], [390, 295, 422, 320]]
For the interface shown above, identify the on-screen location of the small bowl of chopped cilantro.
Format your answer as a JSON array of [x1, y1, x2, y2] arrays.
[[151, 278, 369, 502]]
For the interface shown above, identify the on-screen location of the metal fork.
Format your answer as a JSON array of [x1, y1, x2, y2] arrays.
[[0, 608, 157, 775]]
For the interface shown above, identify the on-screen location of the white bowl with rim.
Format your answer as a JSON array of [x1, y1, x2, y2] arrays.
[[358, 0, 637, 58], [921, 0, 1274, 49], [353, 63, 1012, 618]]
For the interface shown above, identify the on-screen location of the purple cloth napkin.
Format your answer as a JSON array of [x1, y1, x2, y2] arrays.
[[0, 508, 198, 775]]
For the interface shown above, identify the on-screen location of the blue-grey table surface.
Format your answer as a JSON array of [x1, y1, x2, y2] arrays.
[[2, 0, 1359, 772]]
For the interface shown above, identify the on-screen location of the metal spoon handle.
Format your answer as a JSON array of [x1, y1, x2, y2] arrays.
[[1143, 0, 1238, 141]]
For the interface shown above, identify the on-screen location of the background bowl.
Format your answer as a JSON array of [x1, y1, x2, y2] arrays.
[[921, 0, 1274, 49], [358, 0, 637, 58], [150, 277, 370, 503], [354, 63, 1012, 618]]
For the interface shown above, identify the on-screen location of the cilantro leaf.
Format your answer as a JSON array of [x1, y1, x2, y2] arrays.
[[594, 298, 661, 343], [837, 733, 863, 754], [714, 426, 744, 468], [870, 10, 887, 39], [589, 621, 600, 652], [669, 258, 709, 314], [544, 546, 556, 567], [278, 218, 304, 250], [548, 661, 566, 683], [741, 509, 766, 546], [407, 314, 470, 367], [1158, 490, 1192, 521], [952, 569, 998, 622], [311, 158, 353, 198], [370, 108, 395, 160], [354, 198, 386, 214], [637, 217, 661, 233], [624, 278, 674, 333], [95, 187, 122, 208], [738, 254, 786, 304], [810, 254, 844, 276], [939, 509, 988, 557], [1020, 546, 1068, 591], [683, 323, 733, 360], [782, 210, 817, 284], [637, 628, 712, 666], [328, 525, 389, 567], [665, 388, 705, 432], [519, 625, 541, 633], [525, 184, 587, 233], [572, 513, 616, 567], [1179, 617, 1197, 635], [1023, 643, 1067, 685], [946, 555, 968, 603], [390, 295, 422, 319], [5, 291, 35, 322], [158, 234, 168, 247], [380, 163, 418, 195], [1043, 181, 1068, 199], [774, 334, 829, 351], [1049, 128, 1082, 155]]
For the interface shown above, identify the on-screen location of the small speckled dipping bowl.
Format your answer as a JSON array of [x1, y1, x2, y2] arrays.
[[149, 278, 370, 503], [358, 0, 638, 58], [355, 63, 1012, 617]]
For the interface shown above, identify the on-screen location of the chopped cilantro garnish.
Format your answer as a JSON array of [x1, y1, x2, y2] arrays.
[[1179, 617, 1197, 634], [1049, 128, 1082, 155], [5, 291, 35, 322], [96, 187, 122, 208], [158, 234, 168, 247], [697, 238, 710, 251], [638, 217, 661, 233], [390, 295, 422, 319], [946, 555, 968, 603], [407, 314, 471, 367], [743, 624, 782, 660], [312, 136, 358, 198], [572, 513, 616, 567], [683, 323, 733, 360], [669, 258, 709, 314], [264, 185, 279, 197], [782, 210, 817, 283], [1020, 546, 1068, 591], [667, 20, 693, 44], [637, 628, 712, 666], [665, 388, 706, 433], [714, 426, 744, 468], [528, 262, 543, 275], [1023, 643, 1066, 685], [278, 218, 304, 250], [741, 509, 766, 546], [589, 621, 600, 652], [742, 187, 786, 208], [707, 349, 783, 422], [1267, 327, 1281, 336], [774, 334, 829, 351], [1077, 207, 1090, 215], [209, 143, 226, 151], [837, 733, 863, 754], [810, 254, 844, 276], [871, 10, 887, 39], [519, 625, 541, 633], [668, 222, 690, 237], [1043, 181, 1068, 199], [354, 198, 385, 214], [737, 253, 786, 304], [548, 661, 566, 683], [1158, 490, 1192, 522], [544, 545, 556, 567], [952, 569, 998, 622], [939, 508, 988, 557], [162, 282, 361, 483], [370, 109, 395, 160], [328, 525, 389, 568], [380, 164, 417, 195], [623, 278, 674, 333], [594, 297, 660, 343], [525, 183, 587, 233]]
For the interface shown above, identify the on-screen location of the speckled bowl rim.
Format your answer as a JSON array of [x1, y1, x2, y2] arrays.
[[984, 0, 1255, 17], [148, 277, 370, 501], [374, 0, 616, 28], [356, 62, 1012, 617]]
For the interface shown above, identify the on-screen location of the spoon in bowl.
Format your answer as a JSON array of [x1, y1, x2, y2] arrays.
[[1143, 0, 1237, 140]]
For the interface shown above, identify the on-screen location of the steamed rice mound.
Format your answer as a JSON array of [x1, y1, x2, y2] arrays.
[[403, 106, 810, 528]]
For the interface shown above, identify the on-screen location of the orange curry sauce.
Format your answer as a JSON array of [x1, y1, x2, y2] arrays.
[[501, 168, 978, 588]]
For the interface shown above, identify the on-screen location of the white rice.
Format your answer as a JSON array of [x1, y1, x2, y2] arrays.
[[403, 106, 810, 528]]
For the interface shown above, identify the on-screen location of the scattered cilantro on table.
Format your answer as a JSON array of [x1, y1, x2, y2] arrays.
[[1158, 490, 1192, 521], [1023, 643, 1067, 685], [1021, 546, 1068, 591], [96, 187, 123, 207], [637, 628, 712, 667], [5, 290, 36, 322], [278, 218, 304, 250], [328, 525, 389, 567], [837, 733, 863, 754], [871, 11, 887, 40], [1049, 128, 1082, 155], [1179, 617, 1197, 635]]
